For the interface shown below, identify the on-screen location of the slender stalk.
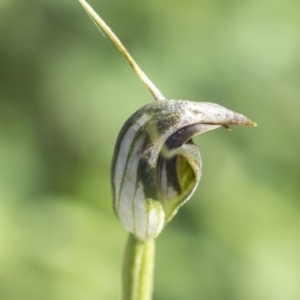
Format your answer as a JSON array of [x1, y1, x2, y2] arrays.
[[78, 0, 166, 101], [122, 234, 155, 300]]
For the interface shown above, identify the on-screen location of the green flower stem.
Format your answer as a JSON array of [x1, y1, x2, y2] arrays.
[[122, 234, 155, 300], [78, 0, 165, 101]]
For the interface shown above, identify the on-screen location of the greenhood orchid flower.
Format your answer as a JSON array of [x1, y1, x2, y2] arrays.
[[111, 100, 255, 241]]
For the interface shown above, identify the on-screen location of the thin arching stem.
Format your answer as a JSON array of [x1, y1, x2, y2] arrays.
[[78, 0, 166, 101]]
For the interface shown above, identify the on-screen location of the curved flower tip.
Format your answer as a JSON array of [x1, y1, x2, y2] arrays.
[[111, 100, 255, 240]]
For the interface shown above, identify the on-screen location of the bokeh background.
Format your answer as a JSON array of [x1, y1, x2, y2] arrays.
[[1, 0, 299, 299]]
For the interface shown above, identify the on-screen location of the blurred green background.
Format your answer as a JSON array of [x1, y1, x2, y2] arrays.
[[1, 0, 299, 299]]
